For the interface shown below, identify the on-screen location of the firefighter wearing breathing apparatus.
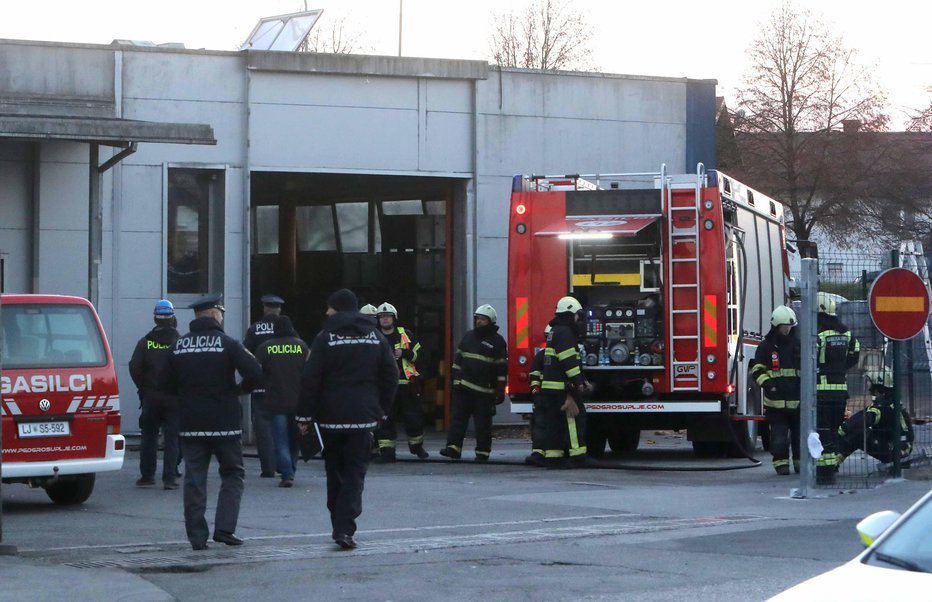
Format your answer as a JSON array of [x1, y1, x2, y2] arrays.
[[538, 296, 592, 468], [440, 304, 508, 462], [815, 292, 860, 484], [373, 302, 429, 461], [751, 305, 801, 475]]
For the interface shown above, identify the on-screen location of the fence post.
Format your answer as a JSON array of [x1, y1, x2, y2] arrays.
[[793, 258, 818, 498], [892, 249, 903, 479]]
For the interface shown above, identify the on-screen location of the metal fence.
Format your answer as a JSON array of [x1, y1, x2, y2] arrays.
[[791, 247, 932, 489]]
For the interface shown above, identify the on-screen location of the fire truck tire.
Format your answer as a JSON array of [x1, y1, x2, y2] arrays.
[[45, 474, 95, 506], [608, 429, 640, 454], [692, 441, 726, 458]]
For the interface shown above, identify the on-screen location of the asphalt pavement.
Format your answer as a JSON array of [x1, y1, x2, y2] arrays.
[[1, 430, 929, 601]]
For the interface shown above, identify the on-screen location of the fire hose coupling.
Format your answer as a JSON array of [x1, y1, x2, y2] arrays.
[[641, 380, 654, 397]]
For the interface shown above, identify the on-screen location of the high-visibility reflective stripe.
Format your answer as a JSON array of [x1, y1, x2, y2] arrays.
[[541, 381, 566, 390], [378, 440, 397, 449], [556, 347, 576, 361], [516, 297, 529, 349], [408, 434, 425, 445], [461, 351, 498, 363], [703, 295, 717, 347], [773, 459, 789, 467], [544, 449, 565, 458], [817, 383, 847, 391], [459, 380, 496, 394], [565, 366, 581, 378], [567, 416, 580, 450], [763, 399, 800, 409], [451, 363, 461, 370]]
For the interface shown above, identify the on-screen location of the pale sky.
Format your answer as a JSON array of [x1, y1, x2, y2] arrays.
[[2, 0, 930, 128]]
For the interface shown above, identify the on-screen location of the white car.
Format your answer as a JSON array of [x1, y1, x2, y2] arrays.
[[768, 488, 932, 601]]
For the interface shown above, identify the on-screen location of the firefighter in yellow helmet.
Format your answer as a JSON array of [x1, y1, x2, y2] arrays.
[[750, 305, 801, 475], [373, 302, 429, 461], [815, 292, 860, 484], [538, 296, 592, 467], [440, 304, 508, 462]]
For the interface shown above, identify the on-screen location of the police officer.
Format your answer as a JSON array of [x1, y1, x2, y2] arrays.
[[539, 296, 591, 467], [254, 315, 309, 488], [162, 293, 263, 550], [130, 299, 181, 489], [440, 304, 508, 462], [751, 306, 801, 475], [838, 368, 914, 465], [815, 292, 860, 484], [524, 325, 551, 467], [244, 294, 285, 478], [373, 302, 429, 461], [297, 288, 398, 550]]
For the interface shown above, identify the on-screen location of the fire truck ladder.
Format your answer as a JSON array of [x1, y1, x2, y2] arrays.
[[665, 164, 706, 392]]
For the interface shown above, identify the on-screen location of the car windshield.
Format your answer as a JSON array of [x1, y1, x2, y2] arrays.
[[865, 497, 932, 573], [1, 304, 107, 369]]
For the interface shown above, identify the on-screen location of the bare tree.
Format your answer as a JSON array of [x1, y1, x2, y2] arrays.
[[298, 13, 367, 54], [731, 1, 890, 244], [488, 0, 594, 71], [906, 96, 932, 132]]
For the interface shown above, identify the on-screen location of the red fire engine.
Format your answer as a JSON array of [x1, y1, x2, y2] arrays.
[[507, 165, 789, 456]]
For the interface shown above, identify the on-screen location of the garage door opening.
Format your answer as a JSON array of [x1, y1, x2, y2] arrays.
[[250, 172, 460, 430]]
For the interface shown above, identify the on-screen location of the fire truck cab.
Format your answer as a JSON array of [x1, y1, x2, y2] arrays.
[[507, 165, 788, 457], [1, 294, 125, 504]]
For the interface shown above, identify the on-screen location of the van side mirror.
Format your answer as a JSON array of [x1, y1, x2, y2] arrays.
[[856, 510, 901, 547]]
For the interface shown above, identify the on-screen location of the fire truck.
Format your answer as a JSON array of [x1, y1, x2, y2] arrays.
[[507, 165, 790, 457]]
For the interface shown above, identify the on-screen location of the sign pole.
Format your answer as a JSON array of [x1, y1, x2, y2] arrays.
[[891, 249, 903, 479], [793, 258, 818, 499]]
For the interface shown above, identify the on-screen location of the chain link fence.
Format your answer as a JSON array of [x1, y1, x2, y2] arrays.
[[791, 248, 932, 488]]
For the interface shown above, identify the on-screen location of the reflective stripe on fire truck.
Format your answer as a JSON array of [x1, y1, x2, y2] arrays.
[[515, 297, 529, 349], [703, 295, 717, 347]]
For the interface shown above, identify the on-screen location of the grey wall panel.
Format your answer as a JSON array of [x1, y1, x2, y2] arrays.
[[248, 104, 419, 171], [476, 176, 512, 238], [476, 235, 508, 307], [119, 165, 163, 233], [36, 229, 87, 295], [117, 231, 162, 299], [122, 52, 244, 102], [37, 159, 87, 231], [250, 72, 417, 108], [123, 99, 243, 166], [424, 79, 474, 113], [226, 167, 244, 234], [422, 110, 473, 173], [0, 232, 30, 293]]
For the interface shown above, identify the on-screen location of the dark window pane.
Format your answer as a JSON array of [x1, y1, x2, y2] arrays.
[[255, 206, 280, 254], [336, 202, 368, 253], [382, 200, 423, 215], [296, 205, 337, 251], [1, 304, 106, 369], [167, 170, 210, 293]]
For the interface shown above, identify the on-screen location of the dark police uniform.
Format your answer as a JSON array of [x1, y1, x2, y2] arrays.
[[443, 323, 508, 461], [162, 293, 263, 550], [297, 289, 398, 549], [750, 326, 801, 474], [129, 321, 180, 487], [243, 294, 285, 477]]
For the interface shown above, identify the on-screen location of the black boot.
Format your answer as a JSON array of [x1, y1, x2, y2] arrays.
[[411, 444, 429, 460], [373, 448, 396, 463], [439, 445, 461, 460]]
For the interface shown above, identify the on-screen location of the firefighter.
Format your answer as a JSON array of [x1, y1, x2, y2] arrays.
[[440, 304, 508, 462], [838, 368, 914, 466], [751, 305, 801, 475], [815, 292, 860, 484], [539, 296, 591, 468], [243, 294, 286, 478], [360, 304, 378, 322], [373, 302, 429, 461], [524, 325, 551, 467]]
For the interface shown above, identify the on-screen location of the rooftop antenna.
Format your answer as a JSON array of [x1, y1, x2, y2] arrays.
[[241, 9, 323, 51]]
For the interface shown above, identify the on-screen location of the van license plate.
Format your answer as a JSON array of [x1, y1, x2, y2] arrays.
[[18, 421, 71, 438]]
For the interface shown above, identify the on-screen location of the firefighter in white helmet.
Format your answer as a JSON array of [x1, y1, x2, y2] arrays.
[[750, 305, 801, 475], [373, 302, 429, 461], [440, 304, 508, 462], [360, 304, 378, 323], [538, 295, 592, 467], [815, 292, 860, 484]]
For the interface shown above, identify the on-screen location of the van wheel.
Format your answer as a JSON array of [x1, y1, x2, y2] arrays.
[[45, 474, 95, 505]]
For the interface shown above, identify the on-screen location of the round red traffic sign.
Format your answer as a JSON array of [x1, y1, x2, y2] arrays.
[[868, 268, 931, 340]]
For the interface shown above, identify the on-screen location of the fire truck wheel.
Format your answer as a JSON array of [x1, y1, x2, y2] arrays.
[[45, 474, 96, 506], [608, 429, 640, 454], [692, 441, 726, 458]]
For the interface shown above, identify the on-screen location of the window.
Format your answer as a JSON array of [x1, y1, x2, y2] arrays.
[[828, 262, 844, 279], [336, 202, 369, 253], [167, 169, 225, 294], [296, 205, 337, 251], [254, 206, 279, 255], [382, 200, 423, 215], [1, 304, 106, 369]]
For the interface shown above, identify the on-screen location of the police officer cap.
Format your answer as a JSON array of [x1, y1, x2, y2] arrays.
[[188, 292, 225, 313], [260, 294, 285, 307]]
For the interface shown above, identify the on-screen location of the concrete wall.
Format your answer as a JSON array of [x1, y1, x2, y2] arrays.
[[0, 40, 716, 432]]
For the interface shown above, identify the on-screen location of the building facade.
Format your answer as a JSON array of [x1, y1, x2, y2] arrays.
[[0, 39, 717, 431]]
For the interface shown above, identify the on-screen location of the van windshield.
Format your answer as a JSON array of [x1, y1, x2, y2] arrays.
[[1, 304, 107, 369]]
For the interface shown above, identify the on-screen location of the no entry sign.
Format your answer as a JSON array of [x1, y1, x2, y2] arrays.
[[868, 268, 931, 340]]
